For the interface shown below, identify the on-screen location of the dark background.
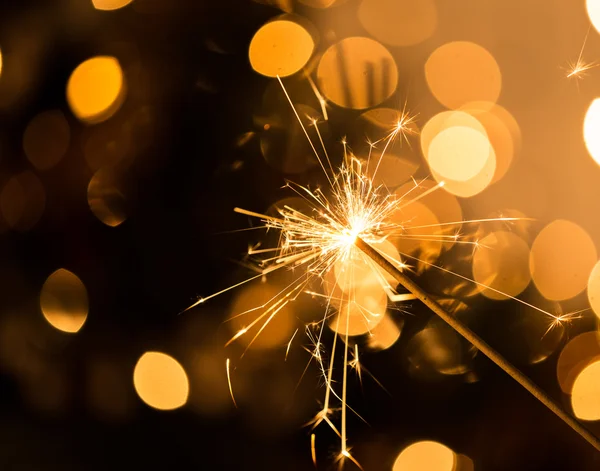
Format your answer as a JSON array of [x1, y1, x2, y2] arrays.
[[1, 0, 600, 470]]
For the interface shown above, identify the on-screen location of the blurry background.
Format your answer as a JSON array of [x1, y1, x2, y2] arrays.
[[2, 0, 600, 470]]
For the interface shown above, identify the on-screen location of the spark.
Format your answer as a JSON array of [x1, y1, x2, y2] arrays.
[[226, 358, 237, 408], [187, 76, 591, 464], [565, 25, 598, 82], [311, 433, 317, 467]]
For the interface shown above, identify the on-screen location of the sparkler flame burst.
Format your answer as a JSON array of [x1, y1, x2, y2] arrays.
[[186, 76, 585, 467]]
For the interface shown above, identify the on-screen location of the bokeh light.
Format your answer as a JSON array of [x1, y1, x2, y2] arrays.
[[317, 37, 398, 109], [393, 440, 456, 471], [587, 260, 600, 319], [472, 231, 531, 300], [87, 168, 128, 227], [0, 171, 46, 231], [587, 0, 600, 34], [357, 0, 437, 47], [67, 56, 125, 124], [571, 360, 600, 421], [425, 41, 501, 109], [583, 98, 600, 167], [557, 331, 600, 394], [40, 268, 89, 333], [23, 110, 70, 170], [249, 20, 314, 78], [92, 0, 134, 10], [133, 351, 189, 410], [530, 219, 597, 301], [367, 314, 402, 350]]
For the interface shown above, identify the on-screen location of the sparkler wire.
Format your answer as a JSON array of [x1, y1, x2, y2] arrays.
[[355, 236, 600, 453]]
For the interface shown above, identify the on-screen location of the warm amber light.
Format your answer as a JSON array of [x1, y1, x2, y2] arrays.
[[425, 41, 501, 109], [92, 0, 134, 10], [588, 260, 600, 319], [587, 0, 600, 34], [358, 0, 437, 47], [472, 231, 531, 300], [393, 440, 456, 471], [133, 351, 189, 410], [428, 126, 492, 182], [87, 168, 127, 227], [584, 98, 600, 167], [317, 37, 398, 109], [23, 110, 70, 170], [571, 360, 600, 421], [67, 56, 125, 124], [557, 331, 600, 394], [530, 220, 597, 301], [249, 20, 314, 78], [40, 268, 88, 333], [367, 314, 401, 350]]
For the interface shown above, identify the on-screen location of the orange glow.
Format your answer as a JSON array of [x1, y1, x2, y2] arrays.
[[587, 0, 600, 34], [228, 282, 295, 349], [472, 231, 531, 300], [588, 260, 600, 319], [557, 331, 600, 394], [87, 168, 127, 227], [530, 220, 597, 301], [425, 41, 501, 109], [421, 111, 487, 161], [428, 126, 492, 182], [133, 351, 189, 410], [67, 56, 125, 124], [317, 37, 398, 109], [0, 171, 46, 231], [249, 20, 314, 78], [40, 269, 88, 333], [23, 110, 70, 170], [393, 440, 456, 471], [571, 360, 600, 421], [367, 314, 401, 350], [358, 0, 437, 47], [329, 287, 387, 336], [583, 98, 600, 167], [92, 0, 134, 10]]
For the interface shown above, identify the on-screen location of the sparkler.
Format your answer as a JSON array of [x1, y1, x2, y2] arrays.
[[187, 75, 600, 465]]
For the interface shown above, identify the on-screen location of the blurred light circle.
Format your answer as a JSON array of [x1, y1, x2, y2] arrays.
[[317, 37, 398, 109], [583, 98, 600, 167], [133, 351, 189, 410], [358, 0, 437, 47], [393, 441, 456, 471], [472, 231, 531, 300], [367, 314, 402, 350], [249, 20, 314, 78], [428, 126, 492, 182], [23, 110, 70, 170], [0, 171, 46, 231], [40, 268, 88, 333], [587, 0, 600, 34], [571, 360, 600, 420], [87, 168, 128, 227], [588, 260, 600, 319], [425, 41, 501, 109], [83, 121, 132, 170], [92, 0, 134, 10], [329, 287, 387, 336], [557, 331, 600, 394], [407, 326, 469, 376], [433, 147, 496, 198], [421, 111, 487, 160], [229, 282, 295, 349], [530, 220, 597, 301], [67, 56, 125, 124]]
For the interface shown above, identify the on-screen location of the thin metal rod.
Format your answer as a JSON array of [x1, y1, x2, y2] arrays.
[[355, 236, 600, 452]]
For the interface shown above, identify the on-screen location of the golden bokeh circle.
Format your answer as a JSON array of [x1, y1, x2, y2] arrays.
[[87, 168, 128, 227], [133, 351, 189, 411], [557, 331, 600, 394], [40, 268, 88, 333], [472, 231, 531, 300], [23, 110, 70, 170], [571, 360, 600, 421], [588, 260, 600, 319], [530, 219, 597, 301], [425, 41, 501, 109], [92, 0, 134, 10], [249, 20, 314, 78], [583, 98, 600, 167], [67, 56, 125, 124], [393, 440, 456, 471], [317, 37, 398, 109], [358, 0, 437, 47]]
